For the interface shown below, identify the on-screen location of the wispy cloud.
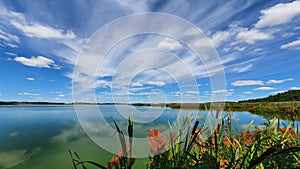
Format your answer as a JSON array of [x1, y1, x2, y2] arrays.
[[18, 92, 40, 96], [146, 81, 166, 86], [291, 87, 300, 90], [231, 64, 253, 73], [254, 87, 275, 91], [234, 46, 246, 52], [211, 31, 230, 47], [186, 91, 199, 94], [255, 1, 300, 28], [266, 78, 293, 84], [211, 89, 234, 96], [236, 29, 273, 44], [0, 28, 19, 48], [158, 37, 182, 50], [14, 56, 60, 69], [26, 77, 35, 81], [232, 80, 264, 87], [0, 5, 83, 65], [131, 82, 143, 87], [5, 52, 18, 56], [8, 11, 75, 39], [271, 90, 286, 95], [280, 39, 300, 49], [1, 1, 299, 102], [282, 32, 297, 38]]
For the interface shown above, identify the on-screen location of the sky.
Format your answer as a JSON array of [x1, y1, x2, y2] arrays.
[[0, 0, 300, 103]]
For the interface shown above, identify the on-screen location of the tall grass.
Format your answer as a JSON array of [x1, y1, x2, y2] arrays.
[[70, 113, 300, 169]]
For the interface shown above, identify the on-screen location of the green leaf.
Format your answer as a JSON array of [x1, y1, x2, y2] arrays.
[[245, 120, 254, 133]]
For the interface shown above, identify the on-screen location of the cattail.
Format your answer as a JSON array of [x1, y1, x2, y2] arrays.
[[191, 120, 200, 135], [291, 108, 295, 122], [216, 124, 221, 134], [227, 116, 231, 126], [128, 116, 133, 168], [216, 109, 220, 119], [128, 116, 133, 138]]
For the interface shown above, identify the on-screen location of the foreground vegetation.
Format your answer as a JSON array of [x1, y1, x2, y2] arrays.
[[70, 112, 300, 169]]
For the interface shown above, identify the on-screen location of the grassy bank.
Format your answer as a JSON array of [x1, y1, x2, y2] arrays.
[[132, 102, 300, 121]]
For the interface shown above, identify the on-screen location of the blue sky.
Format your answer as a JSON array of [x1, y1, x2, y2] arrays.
[[0, 0, 300, 103]]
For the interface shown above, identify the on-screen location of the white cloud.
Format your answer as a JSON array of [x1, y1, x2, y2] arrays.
[[234, 46, 246, 51], [232, 64, 252, 73], [0, 8, 75, 40], [290, 87, 300, 90], [131, 92, 151, 96], [114, 0, 149, 12], [5, 52, 18, 56], [0, 7, 81, 65], [193, 38, 212, 48], [58, 94, 65, 97], [158, 37, 182, 50], [282, 32, 296, 38], [243, 91, 252, 94], [186, 91, 199, 94], [14, 56, 60, 69], [232, 80, 264, 86], [266, 78, 293, 84], [271, 90, 286, 95], [26, 77, 35, 81], [280, 39, 300, 49], [212, 89, 234, 96], [146, 81, 166, 86], [253, 48, 263, 52], [211, 31, 230, 47], [50, 91, 62, 94], [295, 26, 300, 30], [0, 28, 20, 48], [254, 87, 275, 91], [71, 12, 226, 101], [212, 89, 227, 93], [18, 92, 40, 96], [10, 19, 75, 39], [131, 82, 143, 87], [236, 29, 273, 44], [129, 86, 152, 92], [255, 1, 300, 28]]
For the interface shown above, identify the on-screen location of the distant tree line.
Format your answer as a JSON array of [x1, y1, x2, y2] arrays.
[[0, 101, 66, 105], [239, 90, 300, 103]]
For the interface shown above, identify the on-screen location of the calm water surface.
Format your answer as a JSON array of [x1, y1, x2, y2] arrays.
[[0, 105, 298, 169]]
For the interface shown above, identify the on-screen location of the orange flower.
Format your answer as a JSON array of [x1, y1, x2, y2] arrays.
[[108, 156, 119, 169], [154, 130, 160, 136], [223, 137, 230, 146], [147, 128, 168, 155], [223, 136, 237, 147], [111, 156, 117, 163]]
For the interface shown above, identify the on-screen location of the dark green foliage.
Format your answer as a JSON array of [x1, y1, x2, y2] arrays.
[[240, 90, 300, 102]]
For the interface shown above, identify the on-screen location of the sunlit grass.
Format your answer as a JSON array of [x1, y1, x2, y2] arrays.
[[70, 112, 300, 169]]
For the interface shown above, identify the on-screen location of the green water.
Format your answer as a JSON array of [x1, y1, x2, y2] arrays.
[[0, 105, 297, 169]]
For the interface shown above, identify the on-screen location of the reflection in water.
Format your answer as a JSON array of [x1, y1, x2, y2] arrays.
[[0, 105, 299, 168], [0, 147, 42, 169]]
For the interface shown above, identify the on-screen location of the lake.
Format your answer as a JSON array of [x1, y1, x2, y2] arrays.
[[0, 105, 298, 169]]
